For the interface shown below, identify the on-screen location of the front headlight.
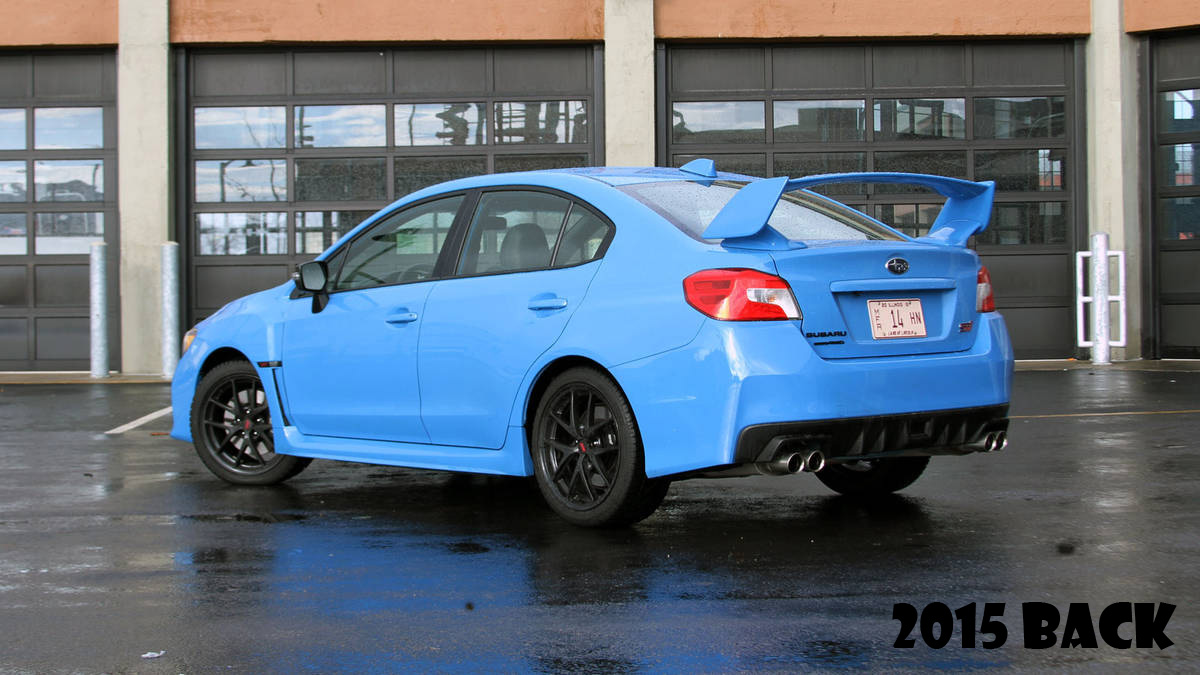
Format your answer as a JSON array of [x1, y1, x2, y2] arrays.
[[182, 327, 197, 354]]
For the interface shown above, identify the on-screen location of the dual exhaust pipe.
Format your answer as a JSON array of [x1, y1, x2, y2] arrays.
[[981, 430, 1008, 453], [759, 449, 826, 476]]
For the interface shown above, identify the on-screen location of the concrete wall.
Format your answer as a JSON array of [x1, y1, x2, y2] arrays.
[[0, 0, 117, 46], [604, 0, 655, 166], [170, 0, 604, 43], [655, 0, 1091, 38], [1125, 0, 1200, 33]]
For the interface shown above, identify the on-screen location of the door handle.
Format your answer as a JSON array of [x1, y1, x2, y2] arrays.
[[528, 297, 568, 311], [385, 312, 419, 324]]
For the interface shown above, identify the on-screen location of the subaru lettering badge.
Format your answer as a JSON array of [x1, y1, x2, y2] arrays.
[[885, 257, 910, 275]]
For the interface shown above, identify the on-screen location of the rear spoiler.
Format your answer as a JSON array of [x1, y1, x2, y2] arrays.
[[701, 172, 996, 249]]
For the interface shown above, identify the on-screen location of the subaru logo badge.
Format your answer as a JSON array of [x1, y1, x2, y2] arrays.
[[885, 257, 909, 275]]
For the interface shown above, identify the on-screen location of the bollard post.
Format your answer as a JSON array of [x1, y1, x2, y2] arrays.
[[162, 242, 180, 378], [1090, 233, 1110, 365], [89, 241, 108, 378]]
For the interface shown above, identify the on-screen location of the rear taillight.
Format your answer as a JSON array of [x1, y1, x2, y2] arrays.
[[976, 265, 996, 313], [683, 268, 801, 321]]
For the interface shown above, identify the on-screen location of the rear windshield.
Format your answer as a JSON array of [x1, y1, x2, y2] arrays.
[[618, 180, 905, 242]]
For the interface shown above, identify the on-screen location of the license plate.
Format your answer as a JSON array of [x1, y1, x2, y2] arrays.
[[868, 299, 927, 339]]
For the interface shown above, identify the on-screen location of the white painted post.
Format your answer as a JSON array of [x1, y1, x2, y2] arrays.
[[1090, 233, 1111, 365], [89, 241, 108, 378], [161, 242, 180, 378]]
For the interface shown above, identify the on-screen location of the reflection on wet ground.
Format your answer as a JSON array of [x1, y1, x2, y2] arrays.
[[0, 372, 1197, 672]]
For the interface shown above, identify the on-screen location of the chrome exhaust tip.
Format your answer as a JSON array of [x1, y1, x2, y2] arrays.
[[803, 450, 826, 473], [760, 453, 805, 475], [994, 431, 1008, 452], [983, 433, 997, 453]]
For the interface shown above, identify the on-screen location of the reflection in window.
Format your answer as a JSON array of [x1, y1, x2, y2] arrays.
[[774, 153, 866, 195], [874, 151, 967, 193], [395, 156, 487, 197], [493, 154, 588, 173], [494, 101, 588, 144], [673, 154, 766, 177], [194, 107, 285, 149], [196, 212, 286, 255], [294, 158, 386, 201], [395, 103, 485, 146], [296, 210, 373, 254], [195, 160, 286, 202], [34, 107, 103, 149], [975, 97, 1065, 139], [978, 202, 1067, 245], [295, 105, 386, 148], [553, 207, 611, 267], [34, 160, 104, 202], [773, 100, 865, 142], [334, 197, 462, 290], [1163, 143, 1197, 187], [0, 213, 26, 255], [672, 101, 765, 144], [874, 99, 965, 141], [0, 161, 27, 202], [1159, 197, 1200, 241], [1161, 90, 1199, 135], [0, 109, 25, 150], [34, 212, 104, 254], [875, 203, 940, 238], [975, 149, 1065, 191], [457, 191, 570, 275]]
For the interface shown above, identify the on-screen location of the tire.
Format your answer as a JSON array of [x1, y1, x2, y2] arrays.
[[531, 367, 664, 527], [190, 360, 311, 485], [814, 456, 930, 497]]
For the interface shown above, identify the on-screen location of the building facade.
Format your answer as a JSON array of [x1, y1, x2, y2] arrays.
[[0, 0, 1196, 372]]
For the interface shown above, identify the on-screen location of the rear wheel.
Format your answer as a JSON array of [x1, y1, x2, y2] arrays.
[[531, 367, 667, 527], [814, 457, 930, 497], [190, 360, 311, 485]]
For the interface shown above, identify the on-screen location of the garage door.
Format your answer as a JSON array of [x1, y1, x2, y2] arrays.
[[183, 46, 602, 325], [660, 42, 1085, 359]]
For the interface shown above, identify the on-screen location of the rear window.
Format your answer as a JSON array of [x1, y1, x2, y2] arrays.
[[618, 180, 904, 242]]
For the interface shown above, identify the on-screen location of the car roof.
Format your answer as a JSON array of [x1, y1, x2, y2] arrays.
[[403, 166, 756, 198]]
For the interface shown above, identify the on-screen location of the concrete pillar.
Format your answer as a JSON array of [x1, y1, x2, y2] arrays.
[[118, 0, 171, 374], [604, 0, 656, 166], [1086, 0, 1143, 359]]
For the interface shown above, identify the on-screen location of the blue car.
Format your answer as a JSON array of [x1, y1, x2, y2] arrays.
[[171, 159, 1013, 526]]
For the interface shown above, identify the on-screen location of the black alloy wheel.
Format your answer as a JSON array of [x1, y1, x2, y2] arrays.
[[532, 367, 668, 527], [190, 360, 311, 485]]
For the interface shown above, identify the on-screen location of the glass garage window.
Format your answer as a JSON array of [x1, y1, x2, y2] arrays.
[[0, 161, 27, 202], [195, 160, 287, 202], [294, 158, 386, 201], [874, 99, 966, 141], [1158, 197, 1200, 241], [395, 103, 486, 146], [975, 97, 1065, 139], [34, 160, 104, 201], [34, 212, 104, 254], [874, 151, 967, 193], [1161, 143, 1197, 187], [196, 212, 287, 255], [673, 153, 766, 178], [979, 202, 1067, 245], [295, 210, 374, 255], [773, 100, 866, 142], [295, 105, 385, 148], [394, 156, 487, 197], [672, 101, 765, 144], [975, 149, 1066, 192], [1160, 90, 1199, 135], [194, 107, 285, 149], [773, 153, 866, 195], [494, 101, 588, 144], [494, 154, 588, 173], [875, 203, 940, 238], [33, 107, 103, 149], [0, 109, 25, 150], [0, 213, 26, 254]]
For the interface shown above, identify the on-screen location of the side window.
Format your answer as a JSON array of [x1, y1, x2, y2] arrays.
[[553, 206, 612, 267], [332, 195, 463, 291], [457, 191, 570, 275]]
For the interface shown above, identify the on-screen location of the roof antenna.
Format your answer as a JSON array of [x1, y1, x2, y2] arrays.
[[679, 158, 717, 179]]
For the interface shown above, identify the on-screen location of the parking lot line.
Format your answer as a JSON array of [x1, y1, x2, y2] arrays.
[[1011, 409, 1200, 420], [105, 406, 173, 435]]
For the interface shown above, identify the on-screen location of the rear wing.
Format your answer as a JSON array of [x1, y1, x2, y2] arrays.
[[701, 172, 996, 248]]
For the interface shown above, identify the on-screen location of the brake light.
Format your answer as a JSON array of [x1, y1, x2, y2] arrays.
[[976, 265, 995, 313], [683, 268, 802, 321]]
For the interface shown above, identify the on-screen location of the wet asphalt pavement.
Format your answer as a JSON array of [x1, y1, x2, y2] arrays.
[[0, 368, 1197, 673]]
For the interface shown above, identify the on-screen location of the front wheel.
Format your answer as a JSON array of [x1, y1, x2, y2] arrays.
[[814, 456, 930, 497], [531, 368, 667, 527], [190, 360, 311, 485]]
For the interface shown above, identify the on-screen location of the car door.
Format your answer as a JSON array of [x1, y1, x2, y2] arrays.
[[418, 190, 613, 449], [280, 194, 466, 443]]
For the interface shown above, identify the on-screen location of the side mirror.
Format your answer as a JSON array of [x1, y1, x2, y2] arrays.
[[296, 260, 328, 293]]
